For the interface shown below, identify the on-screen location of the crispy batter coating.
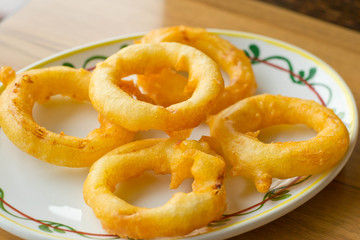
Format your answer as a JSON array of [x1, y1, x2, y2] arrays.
[[208, 94, 349, 192], [136, 67, 191, 107], [83, 138, 226, 239], [89, 42, 224, 132], [0, 66, 134, 167], [138, 25, 257, 114]]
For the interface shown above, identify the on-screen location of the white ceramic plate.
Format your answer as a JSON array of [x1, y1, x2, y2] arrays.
[[0, 29, 358, 240]]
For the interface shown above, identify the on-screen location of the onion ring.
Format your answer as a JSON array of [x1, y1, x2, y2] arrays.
[[83, 138, 226, 239], [0, 66, 134, 167], [208, 94, 349, 192], [138, 25, 257, 114], [136, 67, 191, 107], [89, 42, 224, 132]]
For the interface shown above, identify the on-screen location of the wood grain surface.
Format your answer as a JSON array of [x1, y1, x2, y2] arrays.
[[0, 0, 359, 239], [259, 0, 360, 31]]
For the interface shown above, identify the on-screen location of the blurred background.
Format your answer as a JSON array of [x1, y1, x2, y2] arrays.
[[1, 0, 359, 31], [0, 0, 28, 22], [260, 0, 360, 31]]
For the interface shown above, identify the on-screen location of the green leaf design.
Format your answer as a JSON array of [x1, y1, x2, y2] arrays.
[[62, 43, 128, 70], [298, 70, 305, 79], [82, 55, 107, 69], [271, 194, 292, 201], [268, 189, 291, 201], [39, 224, 53, 233], [53, 227, 66, 234], [0, 188, 26, 219], [249, 44, 260, 58], [244, 43, 335, 109], [62, 62, 75, 68], [306, 67, 317, 80]]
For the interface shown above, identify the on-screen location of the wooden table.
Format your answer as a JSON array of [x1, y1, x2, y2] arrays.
[[0, 0, 359, 239]]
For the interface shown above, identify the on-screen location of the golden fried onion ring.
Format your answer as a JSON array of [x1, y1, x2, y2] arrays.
[[208, 94, 349, 192], [90, 42, 224, 132], [136, 67, 191, 107], [83, 138, 226, 239], [139, 25, 257, 114], [0, 66, 134, 167]]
